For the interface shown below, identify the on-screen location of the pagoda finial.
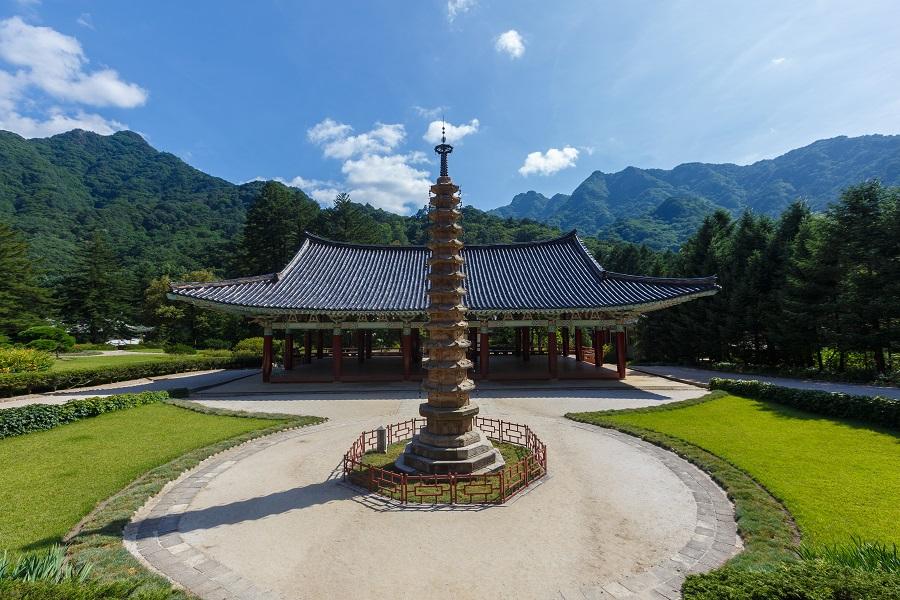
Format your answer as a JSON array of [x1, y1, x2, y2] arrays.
[[434, 118, 453, 178]]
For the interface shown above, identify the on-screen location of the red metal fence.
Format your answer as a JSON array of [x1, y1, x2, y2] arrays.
[[342, 417, 547, 504]]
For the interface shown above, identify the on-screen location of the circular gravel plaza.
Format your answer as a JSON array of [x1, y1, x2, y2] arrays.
[[126, 373, 741, 600]]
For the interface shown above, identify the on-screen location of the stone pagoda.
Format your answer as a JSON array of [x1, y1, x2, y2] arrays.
[[396, 128, 504, 474]]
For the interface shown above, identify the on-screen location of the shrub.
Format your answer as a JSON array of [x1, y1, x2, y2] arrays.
[[0, 391, 168, 439], [201, 338, 231, 350], [0, 347, 54, 374], [684, 560, 900, 599], [0, 355, 257, 398], [709, 378, 899, 429], [27, 339, 60, 353], [233, 336, 283, 359], [72, 343, 114, 352], [163, 343, 196, 355], [197, 349, 232, 358], [17, 326, 76, 356]]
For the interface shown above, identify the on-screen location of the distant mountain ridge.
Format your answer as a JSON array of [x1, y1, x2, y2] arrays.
[[490, 134, 900, 248]]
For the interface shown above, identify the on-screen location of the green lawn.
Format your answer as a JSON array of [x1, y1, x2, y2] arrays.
[[0, 403, 284, 552], [596, 395, 899, 545], [50, 353, 204, 371]]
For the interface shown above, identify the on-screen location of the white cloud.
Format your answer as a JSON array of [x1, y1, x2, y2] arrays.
[[771, 57, 787, 65], [0, 107, 125, 137], [0, 16, 146, 138], [495, 30, 525, 59], [423, 118, 479, 144], [518, 146, 579, 176], [306, 118, 405, 159], [76, 13, 94, 30], [342, 153, 431, 213], [303, 118, 433, 213], [413, 105, 445, 119], [447, 0, 476, 22], [284, 175, 342, 206], [0, 17, 147, 107]]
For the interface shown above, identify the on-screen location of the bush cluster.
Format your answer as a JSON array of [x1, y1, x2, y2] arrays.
[[0, 348, 54, 374], [0, 355, 258, 398], [233, 336, 283, 359], [709, 378, 899, 429], [684, 559, 900, 599], [0, 391, 168, 439], [162, 343, 196, 355]]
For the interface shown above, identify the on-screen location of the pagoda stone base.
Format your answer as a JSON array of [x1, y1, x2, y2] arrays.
[[395, 428, 505, 475]]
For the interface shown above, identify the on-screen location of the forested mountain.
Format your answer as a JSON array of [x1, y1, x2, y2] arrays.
[[0, 128, 561, 299], [490, 134, 900, 248]]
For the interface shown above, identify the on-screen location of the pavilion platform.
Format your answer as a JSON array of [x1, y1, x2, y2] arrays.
[[269, 352, 622, 384]]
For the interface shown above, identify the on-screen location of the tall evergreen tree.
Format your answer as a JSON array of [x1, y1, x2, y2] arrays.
[[61, 230, 128, 343], [825, 182, 893, 372], [241, 182, 317, 274], [0, 223, 50, 338], [318, 193, 382, 243]]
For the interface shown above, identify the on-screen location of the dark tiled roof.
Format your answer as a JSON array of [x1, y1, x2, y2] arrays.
[[170, 231, 718, 314]]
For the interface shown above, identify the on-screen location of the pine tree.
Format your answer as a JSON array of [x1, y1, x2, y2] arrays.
[[61, 230, 128, 343], [320, 193, 382, 243], [0, 223, 50, 338], [241, 182, 317, 274], [825, 182, 892, 372]]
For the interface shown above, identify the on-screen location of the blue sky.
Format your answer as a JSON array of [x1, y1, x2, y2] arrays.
[[1, 1, 899, 213]]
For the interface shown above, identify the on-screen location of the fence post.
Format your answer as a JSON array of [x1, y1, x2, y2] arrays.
[[500, 470, 506, 503], [376, 426, 387, 453], [499, 420, 504, 443]]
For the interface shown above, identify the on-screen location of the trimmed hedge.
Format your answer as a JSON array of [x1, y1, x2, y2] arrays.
[[709, 378, 899, 429], [0, 356, 258, 398], [0, 391, 168, 439], [683, 559, 900, 599]]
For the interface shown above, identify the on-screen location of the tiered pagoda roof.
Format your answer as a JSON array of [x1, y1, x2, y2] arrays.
[[169, 231, 718, 316]]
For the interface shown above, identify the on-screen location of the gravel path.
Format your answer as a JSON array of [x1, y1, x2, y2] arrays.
[[125, 379, 741, 600], [634, 365, 900, 399]]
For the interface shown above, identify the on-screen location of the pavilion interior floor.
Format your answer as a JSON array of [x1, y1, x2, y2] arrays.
[[270, 352, 622, 383]]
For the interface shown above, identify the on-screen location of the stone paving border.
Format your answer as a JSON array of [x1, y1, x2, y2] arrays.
[[569, 424, 742, 599], [125, 422, 741, 600]]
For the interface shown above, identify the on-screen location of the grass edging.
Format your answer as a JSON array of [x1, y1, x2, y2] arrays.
[[63, 399, 326, 598], [566, 390, 800, 571]]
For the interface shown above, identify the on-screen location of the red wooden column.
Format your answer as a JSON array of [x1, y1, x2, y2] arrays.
[[304, 331, 312, 364], [332, 328, 343, 381], [468, 327, 478, 361], [480, 327, 489, 379], [514, 327, 521, 356], [616, 329, 627, 379], [316, 330, 324, 359], [593, 328, 602, 368], [262, 327, 273, 383], [412, 328, 421, 363], [365, 331, 373, 359], [574, 328, 583, 362], [547, 326, 558, 379], [401, 327, 412, 380], [522, 326, 531, 362], [561, 326, 570, 358], [283, 332, 294, 371]]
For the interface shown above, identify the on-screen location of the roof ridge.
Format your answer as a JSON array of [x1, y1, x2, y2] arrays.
[[302, 229, 580, 250]]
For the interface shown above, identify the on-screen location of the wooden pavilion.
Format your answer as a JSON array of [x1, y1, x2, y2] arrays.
[[168, 230, 718, 383]]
